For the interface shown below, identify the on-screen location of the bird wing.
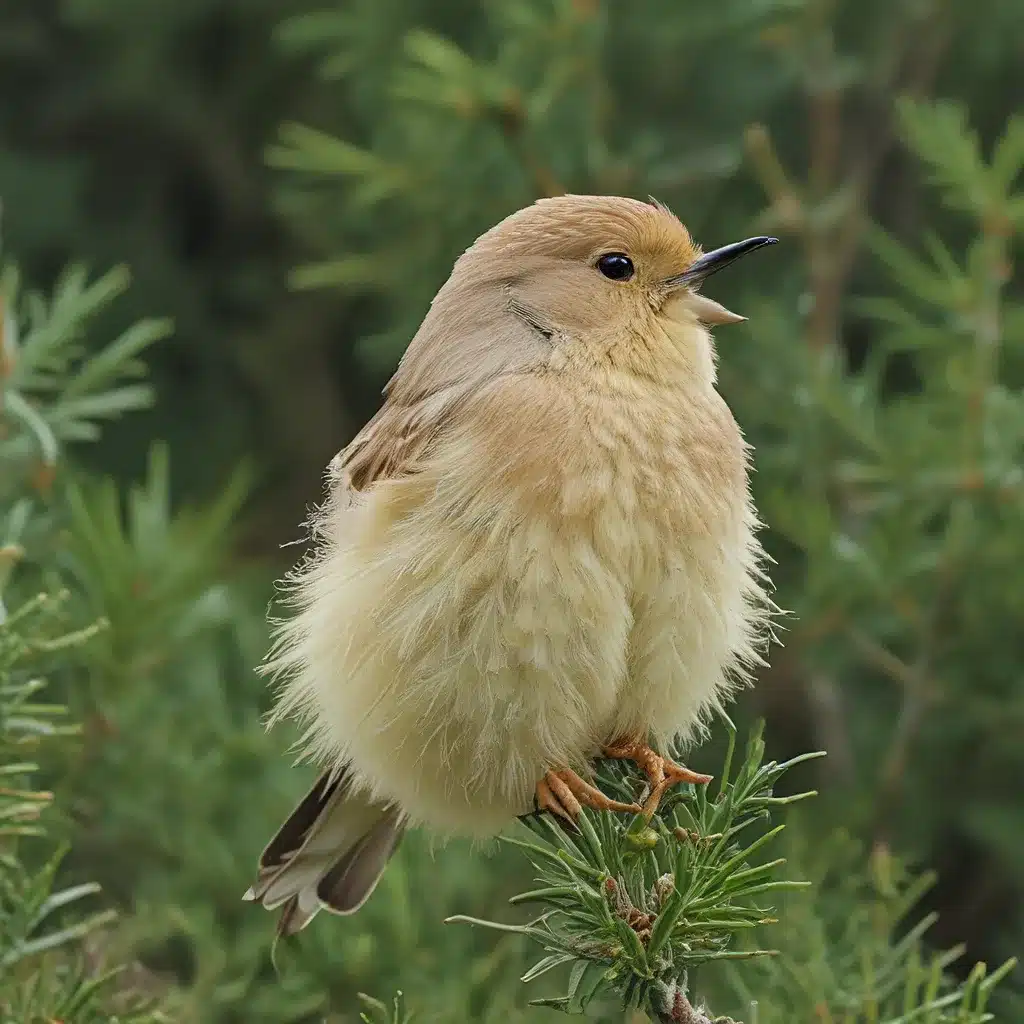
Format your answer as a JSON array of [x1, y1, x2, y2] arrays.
[[328, 283, 555, 497], [329, 384, 462, 497]]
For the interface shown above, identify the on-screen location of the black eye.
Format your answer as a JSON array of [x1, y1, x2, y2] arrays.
[[596, 252, 634, 281]]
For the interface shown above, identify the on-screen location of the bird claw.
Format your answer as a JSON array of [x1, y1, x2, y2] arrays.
[[535, 768, 642, 825], [602, 737, 712, 819]]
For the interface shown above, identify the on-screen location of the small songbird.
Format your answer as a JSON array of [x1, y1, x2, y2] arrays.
[[246, 195, 777, 935]]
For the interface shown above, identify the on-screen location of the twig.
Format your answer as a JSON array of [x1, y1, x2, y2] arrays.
[[495, 91, 565, 197], [650, 981, 738, 1024], [846, 629, 923, 693], [873, 538, 956, 841], [804, 672, 854, 786]]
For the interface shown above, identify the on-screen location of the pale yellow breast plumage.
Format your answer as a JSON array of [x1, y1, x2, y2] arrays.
[[267, 345, 766, 839]]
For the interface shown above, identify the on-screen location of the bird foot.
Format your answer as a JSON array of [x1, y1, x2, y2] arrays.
[[535, 768, 642, 825], [602, 737, 713, 819]]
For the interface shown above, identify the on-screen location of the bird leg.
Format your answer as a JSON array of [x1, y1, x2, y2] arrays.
[[602, 737, 713, 818], [535, 768, 642, 825]]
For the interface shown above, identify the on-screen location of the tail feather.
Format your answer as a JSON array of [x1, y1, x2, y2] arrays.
[[246, 766, 404, 935], [316, 806, 403, 914]]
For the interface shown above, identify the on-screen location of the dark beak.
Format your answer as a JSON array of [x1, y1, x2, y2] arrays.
[[666, 236, 778, 290]]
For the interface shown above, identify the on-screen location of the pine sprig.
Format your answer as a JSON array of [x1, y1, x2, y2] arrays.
[[448, 722, 822, 1020], [1, 231, 174, 1020], [357, 989, 414, 1024], [722, 830, 1017, 1023], [0, 590, 165, 1021], [0, 234, 171, 498]]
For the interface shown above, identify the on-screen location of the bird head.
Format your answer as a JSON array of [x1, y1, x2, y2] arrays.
[[446, 194, 776, 384]]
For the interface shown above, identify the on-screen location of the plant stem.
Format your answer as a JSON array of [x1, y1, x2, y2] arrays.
[[649, 980, 738, 1024]]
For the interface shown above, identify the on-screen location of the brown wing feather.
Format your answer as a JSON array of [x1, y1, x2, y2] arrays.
[[328, 280, 554, 497]]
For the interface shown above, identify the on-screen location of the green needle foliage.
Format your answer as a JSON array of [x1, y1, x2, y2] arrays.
[[448, 724, 1014, 1022], [720, 829, 1017, 1023], [0, 593, 167, 1022], [1, 234, 173, 1019], [449, 725, 820, 1020], [357, 990, 415, 1024], [0, 244, 171, 492]]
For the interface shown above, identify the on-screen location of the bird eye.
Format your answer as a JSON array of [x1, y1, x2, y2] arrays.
[[596, 252, 634, 281]]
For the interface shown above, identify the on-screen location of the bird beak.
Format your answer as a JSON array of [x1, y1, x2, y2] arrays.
[[664, 236, 778, 326], [668, 236, 779, 289]]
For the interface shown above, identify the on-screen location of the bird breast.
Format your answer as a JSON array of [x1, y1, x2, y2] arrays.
[[279, 367, 764, 838]]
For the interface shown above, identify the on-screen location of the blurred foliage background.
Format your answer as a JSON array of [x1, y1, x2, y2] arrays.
[[1, 0, 1022, 1020]]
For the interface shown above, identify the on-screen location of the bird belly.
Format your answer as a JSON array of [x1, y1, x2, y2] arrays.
[[271, 468, 634, 838], [604, 528, 763, 753]]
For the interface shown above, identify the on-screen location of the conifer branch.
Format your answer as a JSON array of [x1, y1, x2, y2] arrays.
[[450, 721, 822, 1021], [1, 232, 171, 1020]]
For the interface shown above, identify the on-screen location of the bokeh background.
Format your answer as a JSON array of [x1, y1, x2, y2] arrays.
[[1, 0, 1022, 1020]]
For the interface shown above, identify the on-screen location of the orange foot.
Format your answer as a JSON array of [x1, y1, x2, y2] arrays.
[[535, 768, 642, 825], [602, 737, 713, 818]]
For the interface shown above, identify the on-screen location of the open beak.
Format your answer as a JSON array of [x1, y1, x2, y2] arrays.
[[665, 235, 778, 326]]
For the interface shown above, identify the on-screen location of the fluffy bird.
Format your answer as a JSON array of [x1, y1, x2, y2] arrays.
[[246, 194, 777, 935]]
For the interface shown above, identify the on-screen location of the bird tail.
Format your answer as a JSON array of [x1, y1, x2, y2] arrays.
[[244, 766, 403, 936]]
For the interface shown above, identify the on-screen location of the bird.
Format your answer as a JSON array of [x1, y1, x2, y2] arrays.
[[245, 194, 777, 936]]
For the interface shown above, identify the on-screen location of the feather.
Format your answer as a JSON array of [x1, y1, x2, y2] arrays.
[[245, 766, 403, 934], [316, 807, 404, 915], [330, 290, 552, 496]]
